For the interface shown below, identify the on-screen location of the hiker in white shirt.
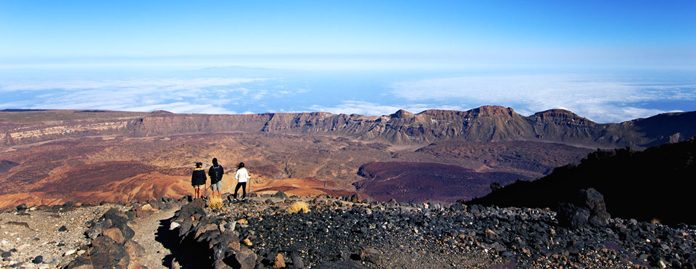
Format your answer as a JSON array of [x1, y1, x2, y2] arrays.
[[234, 162, 250, 199]]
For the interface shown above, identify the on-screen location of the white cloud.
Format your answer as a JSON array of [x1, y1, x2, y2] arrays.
[[391, 75, 696, 122], [310, 101, 464, 116], [120, 102, 235, 114], [0, 77, 273, 114]]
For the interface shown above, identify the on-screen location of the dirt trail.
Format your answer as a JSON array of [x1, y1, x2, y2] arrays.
[[130, 206, 179, 269]]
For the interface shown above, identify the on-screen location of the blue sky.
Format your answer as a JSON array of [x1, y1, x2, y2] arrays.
[[1, 0, 695, 122]]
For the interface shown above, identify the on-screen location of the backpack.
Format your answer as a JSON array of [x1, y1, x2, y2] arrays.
[[211, 166, 223, 183]]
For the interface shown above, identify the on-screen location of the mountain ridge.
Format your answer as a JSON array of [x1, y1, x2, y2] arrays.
[[1, 105, 694, 208], [2, 106, 695, 148]]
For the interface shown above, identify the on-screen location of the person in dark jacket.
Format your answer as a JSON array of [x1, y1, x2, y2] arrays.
[[208, 158, 224, 198], [191, 162, 207, 199]]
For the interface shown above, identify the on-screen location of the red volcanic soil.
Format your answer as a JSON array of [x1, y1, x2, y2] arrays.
[[252, 177, 354, 197], [37, 162, 152, 193], [355, 162, 525, 202], [2, 108, 690, 208], [0, 133, 591, 208]]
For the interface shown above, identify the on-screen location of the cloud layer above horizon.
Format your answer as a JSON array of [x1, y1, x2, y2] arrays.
[[389, 75, 696, 122], [1, 72, 694, 123], [0, 77, 306, 114]]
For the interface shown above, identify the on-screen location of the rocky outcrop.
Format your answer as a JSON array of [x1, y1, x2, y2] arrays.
[[163, 199, 258, 269], [171, 196, 696, 268], [66, 208, 145, 269]]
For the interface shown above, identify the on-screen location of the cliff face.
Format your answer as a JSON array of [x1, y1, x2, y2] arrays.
[[6, 120, 131, 144], [2, 106, 695, 148], [126, 114, 272, 136]]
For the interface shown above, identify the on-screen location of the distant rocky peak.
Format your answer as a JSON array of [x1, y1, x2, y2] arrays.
[[390, 109, 414, 119], [468, 105, 516, 117], [531, 109, 594, 124], [150, 110, 174, 115], [534, 108, 578, 117]]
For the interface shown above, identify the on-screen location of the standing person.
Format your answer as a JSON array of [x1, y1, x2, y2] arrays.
[[208, 158, 224, 198], [234, 162, 250, 200], [191, 162, 207, 199]]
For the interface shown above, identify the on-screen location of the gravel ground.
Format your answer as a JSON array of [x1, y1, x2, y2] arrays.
[[0, 205, 121, 268]]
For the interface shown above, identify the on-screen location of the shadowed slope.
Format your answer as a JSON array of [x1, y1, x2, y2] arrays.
[[470, 138, 696, 225], [355, 162, 523, 202]]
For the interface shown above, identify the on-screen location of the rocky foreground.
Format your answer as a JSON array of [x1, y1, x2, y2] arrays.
[[163, 193, 695, 269], [0, 204, 120, 268], [1, 193, 695, 269]]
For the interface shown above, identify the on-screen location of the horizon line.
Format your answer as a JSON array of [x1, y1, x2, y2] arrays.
[[1, 105, 687, 124]]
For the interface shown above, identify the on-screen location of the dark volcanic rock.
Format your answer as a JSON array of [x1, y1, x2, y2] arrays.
[[226, 248, 257, 269], [31, 255, 43, 264], [557, 188, 610, 229], [164, 199, 262, 269], [273, 191, 288, 199], [557, 203, 591, 228], [580, 188, 611, 226], [291, 251, 306, 268], [15, 204, 27, 212], [162, 196, 696, 269], [89, 236, 129, 268]]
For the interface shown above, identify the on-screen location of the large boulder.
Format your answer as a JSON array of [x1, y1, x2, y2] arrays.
[[101, 208, 135, 240], [580, 188, 611, 226], [556, 203, 591, 228], [223, 247, 257, 269], [556, 188, 611, 228], [102, 227, 126, 244], [88, 236, 129, 269]]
